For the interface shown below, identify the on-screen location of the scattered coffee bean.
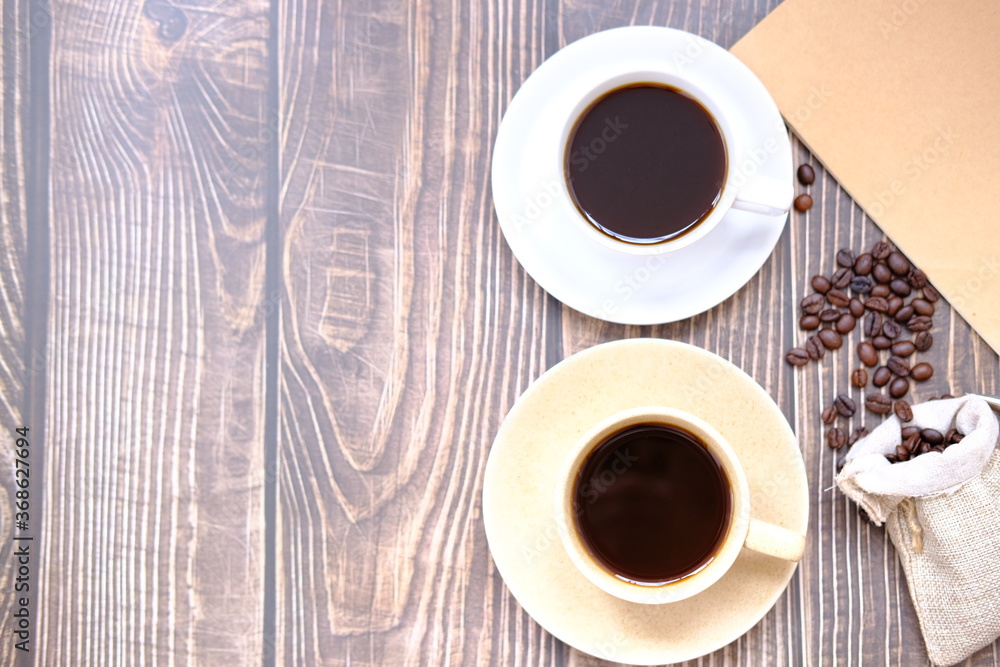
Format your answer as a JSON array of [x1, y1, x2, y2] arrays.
[[903, 433, 921, 454], [800, 314, 820, 330], [831, 267, 853, 289], [853, 253, 873, 276], [822, 405, 838, 424], [881, 320, 902, 339], [907, 269, 927, 289], [914, 331, 933, 351], [849, 298, 866, 318], [848, 427, 869, 446], [887, 355, 910, 377], [870, 284, 891, 298], [797, 163, 816, 185], [835, 313, 856, 334], [895, 444, 910, 461], [872, 335, 892, 350], [836, 248, 856, 268], [901, 425, 920, 439], [873, 366, 892, 387], [794, 194, 814, 212], [871, 241, 892, 260], [891, 340, 916, 357], [910, 362, 934, 381], [887, 251, 910, 275], [889, 376, 910, 399], [818, 328, 843, 350], [850, 275, 873, 294], [826, 289, 850, 307], [866, 393, 892, 414], [922, 283, 940, 302], [864, 311, 883, 337], [893, 305, 915, 323], [851, 368, 868, 387], [894, 400, 913, 422], [951, 431, 964, 444], [911, 298, 935, 316], [886, 296, 904, 317], [811, 275, 832, 293], [834, 394, 857, 417], [921, 428, 944, 445], [857, 342, 878, 367], [801, 293, 825, 314], [820, 308, 841, 323], [919, 441, 932, 455], [806, 335, 826, 360], [827, 427, 847, 449], [907, 315, 933, 332], [889, 279, 912, 297], [872, 263, 893, 284], [945, 428, 958, 443], [864, 296, 889, 313]]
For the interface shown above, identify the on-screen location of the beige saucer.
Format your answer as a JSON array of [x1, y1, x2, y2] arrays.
[[482, 339, 809, 665]]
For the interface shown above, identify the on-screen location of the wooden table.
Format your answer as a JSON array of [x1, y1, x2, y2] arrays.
[[2, 0, 999, 664]]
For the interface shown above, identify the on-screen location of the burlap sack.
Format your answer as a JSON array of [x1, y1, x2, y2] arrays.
[[836, 395, 1000, 666]]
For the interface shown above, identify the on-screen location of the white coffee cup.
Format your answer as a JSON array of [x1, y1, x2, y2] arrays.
[[555, 406, 806, 605], [553, 63, 793, 255]]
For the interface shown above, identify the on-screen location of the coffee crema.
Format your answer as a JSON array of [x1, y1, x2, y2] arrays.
[[572, 423, 733, 584], [565, 84, 727, 244]]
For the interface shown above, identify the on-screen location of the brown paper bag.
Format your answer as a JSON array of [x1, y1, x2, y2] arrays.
[[836, 395, 1000, 666]]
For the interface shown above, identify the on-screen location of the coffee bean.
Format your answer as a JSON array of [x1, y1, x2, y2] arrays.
[[889, 279, 912, 297], [854, 253, 873, 276], [848, 427, 869, 446], [826, 289, 850, 307], [872, 263, 893, 284], [885, 454, 899, 464], [851, 368, 869, 387], [891, 340, 916, 357], [871, 241, 892, 260], [922, 283, 940, 302], [870, 284, 891, 298], [849, 298, 866, 318], [864, 296, 889, 313], [866, 393, 892, 414], [850, 275, 874, 294], [904, 433, 921, 453], [889, 376, 910, 398], [910, 362, 934, 381], [894, 444, 910, 461], [864, 311, 883, 337], [882, 319, 902, 339], [911, 298, 935, 316], [797, 163, 816, 185], [806, 335, 826, 360], [919, 441, 932, 455], [873, 366, 891, 387], [811, 275, 831, 293], [831, 267, 853, 289], [894, 400, 913, 422], [822, 406, 837, 424], [794, 194, 814, 212], [887, 355, 910, 377], [835, 313, 856, 334], [907, 315, 933, 332], [887, 296, 904, 317], [893, 305, 915, 323], [872, 335, 892, 350], [819, 308, 841, 323], [914, 332, 933, 351], [800, 314, 820, 330], [827, 427, 847, 449], [818, 328, 843, 350], [857, 342, 878, 367], [837, 248, 856, 268], [951, 432, 965, 444], [887, 251, 910, 275], [834, 394, 857, 417], [940, 393, 954, 399], [907, 268, 927, 289], [901, 425, 920, 439], [921, 428, 944, 445], [945, 428, 959, 443], [801, 293, 825, 314], [932, 445, 947, 454]]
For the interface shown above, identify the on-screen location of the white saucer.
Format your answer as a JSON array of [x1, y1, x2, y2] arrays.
[[483, 339, 808, 665], [491, 27, 792, 325]]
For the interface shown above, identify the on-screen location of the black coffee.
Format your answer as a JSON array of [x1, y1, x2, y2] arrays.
[[573, 423, 732, 584], [565, 84, 727, 244]]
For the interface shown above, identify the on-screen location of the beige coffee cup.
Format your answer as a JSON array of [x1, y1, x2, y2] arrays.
[[555, 406, 806, 604]]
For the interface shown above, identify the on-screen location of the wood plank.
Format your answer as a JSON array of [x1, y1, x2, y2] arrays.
[[0, 0, 32, 663], [276, 0, 558, 663], [36, 0, 270, 662]]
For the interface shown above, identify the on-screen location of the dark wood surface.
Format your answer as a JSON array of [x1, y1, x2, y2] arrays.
[[2, 0, 999, 664]]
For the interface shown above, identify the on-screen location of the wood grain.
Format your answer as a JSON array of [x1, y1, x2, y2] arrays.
[[35, 0, 269, 662]]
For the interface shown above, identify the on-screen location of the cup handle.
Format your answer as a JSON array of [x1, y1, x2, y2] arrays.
[[731, 175, 794, 217], [743, 518, 806, 562]]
